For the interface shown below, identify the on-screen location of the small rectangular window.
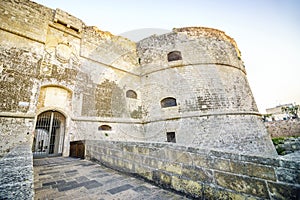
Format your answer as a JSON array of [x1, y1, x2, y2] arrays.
[[166, 132, 176, 143]]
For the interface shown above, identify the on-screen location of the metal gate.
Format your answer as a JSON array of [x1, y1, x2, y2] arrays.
[[32, 111, 65, 158]]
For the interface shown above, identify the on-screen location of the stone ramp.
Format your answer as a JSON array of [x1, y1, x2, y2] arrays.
[[34, 157, 190, 200]]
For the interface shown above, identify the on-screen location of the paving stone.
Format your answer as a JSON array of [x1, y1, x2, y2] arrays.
[[82, 180, 103, 189], [34, 157, 190, 199], [107, 184, 134, 194], [94, 173, 110, 179], [132, 185, 152, 193], [75, 176, 90, 182], [65, 169, 78, 173], [42, 181, 57, 186]]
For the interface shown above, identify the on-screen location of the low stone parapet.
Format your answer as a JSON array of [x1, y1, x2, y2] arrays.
[[85, 140, 300, 199], [0, 143, 34, 199]]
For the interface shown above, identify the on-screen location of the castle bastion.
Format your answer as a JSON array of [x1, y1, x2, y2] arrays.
[[0, 0, 277, 157]]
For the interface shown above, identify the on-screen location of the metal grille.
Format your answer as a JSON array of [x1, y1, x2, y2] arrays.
[[33, 111, 65, 158]]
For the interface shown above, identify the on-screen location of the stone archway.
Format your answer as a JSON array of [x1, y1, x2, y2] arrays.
[[32, 111, 66, 158]]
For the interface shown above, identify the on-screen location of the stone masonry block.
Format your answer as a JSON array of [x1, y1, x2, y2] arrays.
[[275, 167, 300, 184], [203, 184, 249, 200], [208, 150, 240, 160], [267, 181, 300, 200], [122, 152, 135, 161], [230, 161, 276, 181], [240, 154, 280, 167], [181, 165, 213, 183], [109, 149, 122, 158], [148, 147, 162, 157], [211, 158, 231, 172], [132, 154, 144, 165], [143, 157, 163, 169], [248, 163, 276, 181], [100, 147, 108, 155], [163, 148, 192, 164], [123, 160, 134, 172], [123, 145, 138, 153], [135, 164, 153, 181], [190, 153, 210, 168], [171, 151, 193, 165], [162, 162, 182, 175], [114, 158, 124, 169], [214, 171, 269, 198], [137, 146, 149, 155], [279, 159, 300, 170], [171, 176, 202, 199], [152, 170, 172, 188]]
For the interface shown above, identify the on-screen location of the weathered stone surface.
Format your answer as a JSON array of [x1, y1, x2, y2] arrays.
[[0, 143, 33, 200], [0, 0, 277, 158], [268, 181, 300, 200], [265, 119, 300, 138], [203, 184, 250, 200], [211, 158, 231, 172], [171, 176, 202, 198], [0, 117, 33, 156], [230, 161, 276, 181], [214, 171, 269, 198], [153, 170, 172, 188], [162, 162, 182, 175], [86, 140, 299, 199], [275, 167, 300, 184], [181, 165, 213, 183], [190, 153, 210, 168]]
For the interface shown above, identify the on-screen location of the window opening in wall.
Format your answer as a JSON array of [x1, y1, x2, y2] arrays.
[[55, 20, 80, 32], [166, 132, 176, 143], [98, 125, 112, 131], [56, 20, 67, 27], [126, 90, 137, 99], [161, 97, 177, 108], [167, 51, 182, 62]]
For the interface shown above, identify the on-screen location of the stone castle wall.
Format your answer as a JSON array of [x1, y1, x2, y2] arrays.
[[138, 28, 275, 155], [0, 0, 276, 157], [86, 140, 299, 199], [0, 142, 34, 199], [265, 119, 300, 138], [0, 0, 141, 156]]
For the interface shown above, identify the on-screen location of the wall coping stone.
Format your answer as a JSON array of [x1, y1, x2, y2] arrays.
[[0, 143, 34, 199]]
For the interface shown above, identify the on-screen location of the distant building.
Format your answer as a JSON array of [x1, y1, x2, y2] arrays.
[[266, 103, 293, 121]]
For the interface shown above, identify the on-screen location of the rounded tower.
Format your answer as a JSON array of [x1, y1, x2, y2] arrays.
[[137, 27, 276, 156]]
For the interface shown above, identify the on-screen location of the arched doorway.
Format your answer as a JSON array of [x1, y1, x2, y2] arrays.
[[32, 111, 66, 158]]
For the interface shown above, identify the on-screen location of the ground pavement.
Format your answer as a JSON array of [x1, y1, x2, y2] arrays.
[[34, 157, 191, 200]]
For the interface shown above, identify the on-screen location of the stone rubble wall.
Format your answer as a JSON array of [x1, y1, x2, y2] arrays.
[[274, 137, 300, 155], [265, 119, 300, 138], [0, 143, 34, 199], [0, 116, 34, 156], [85, 140, 300, 199]]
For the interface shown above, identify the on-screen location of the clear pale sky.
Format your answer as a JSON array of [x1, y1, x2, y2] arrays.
[[33, 0, 300, 113]]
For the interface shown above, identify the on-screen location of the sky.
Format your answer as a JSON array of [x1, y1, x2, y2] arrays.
[[33, 0, 300, 113]]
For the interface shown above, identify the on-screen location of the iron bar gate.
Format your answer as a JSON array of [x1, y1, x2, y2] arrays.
[[32, 111, 65, 158]]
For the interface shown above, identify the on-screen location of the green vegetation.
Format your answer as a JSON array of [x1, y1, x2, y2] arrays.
[[272, 137, 286, 155], [281, 104, 299, 119], [271, 137, 285, 145]]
